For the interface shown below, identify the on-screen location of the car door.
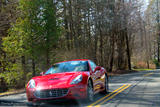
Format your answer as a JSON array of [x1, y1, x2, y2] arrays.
[[89, 61, 101, 93], [99, 67, 106, 88]]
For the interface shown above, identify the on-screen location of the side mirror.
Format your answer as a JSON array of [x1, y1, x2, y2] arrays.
[[40, 72, 45, 76], [94, 66, 101, 72]]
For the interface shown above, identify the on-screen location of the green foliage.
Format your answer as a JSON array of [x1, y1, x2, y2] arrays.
[[1, 0, 61, 91], [2, 23, 26, 57], [2, 0, 61, 59], [0, 71, 24, 89], [26, 72, 32, 83], [0, 62, 24, 89], [153, 59, 160, 68], [26, 68, 42, 83]]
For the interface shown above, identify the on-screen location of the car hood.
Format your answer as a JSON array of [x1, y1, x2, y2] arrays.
[[32, 72, 85, 90]]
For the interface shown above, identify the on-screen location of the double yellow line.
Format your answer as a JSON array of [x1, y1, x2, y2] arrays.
[[88, 84, 131, 107], [88, 72, 154, 107]]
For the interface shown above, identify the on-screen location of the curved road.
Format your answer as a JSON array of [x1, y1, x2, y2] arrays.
[[0, 70, 160, 107]]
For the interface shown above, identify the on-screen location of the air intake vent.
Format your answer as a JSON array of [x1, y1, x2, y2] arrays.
[[34, 89, 69, 98]]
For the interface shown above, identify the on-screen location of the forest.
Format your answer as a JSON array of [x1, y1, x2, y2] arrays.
[[0, 0, 159, 92]]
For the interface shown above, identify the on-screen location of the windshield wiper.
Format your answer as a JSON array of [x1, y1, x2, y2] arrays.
[[45, 73, 52, 75]]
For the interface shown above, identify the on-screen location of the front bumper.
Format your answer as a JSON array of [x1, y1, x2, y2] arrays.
[[26, 84, 87, 102]]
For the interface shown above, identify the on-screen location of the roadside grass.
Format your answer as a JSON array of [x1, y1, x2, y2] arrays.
[[133, 69, 154, 71], [108, 69, 138, 76], [108, 68, 154, 76], [0, 88, 25, 96]]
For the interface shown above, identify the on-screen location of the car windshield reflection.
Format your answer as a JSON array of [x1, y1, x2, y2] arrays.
[[45, 61, 89, 75]]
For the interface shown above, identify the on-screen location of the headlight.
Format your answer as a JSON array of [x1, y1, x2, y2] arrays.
[[70, 75, 83, 85], [28, 79, 35, 88]]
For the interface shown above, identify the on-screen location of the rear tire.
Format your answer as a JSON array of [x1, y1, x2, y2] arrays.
[[87, 80, 94, 102], [102, 74, 109, 94]]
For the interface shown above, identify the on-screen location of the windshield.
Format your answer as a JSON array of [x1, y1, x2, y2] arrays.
[[45, 61, 89, 75]]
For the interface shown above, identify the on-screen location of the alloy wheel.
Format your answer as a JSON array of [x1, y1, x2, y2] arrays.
[[105, 75, 109, 92], [87, 80, 94, 102]]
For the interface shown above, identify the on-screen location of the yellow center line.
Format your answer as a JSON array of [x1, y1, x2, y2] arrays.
[[94, 105, 100, 107], [96, 84, 131, 107], [143, 72, 153, 77], [87, 84, 127, 107], [88, 72, 152, 107]]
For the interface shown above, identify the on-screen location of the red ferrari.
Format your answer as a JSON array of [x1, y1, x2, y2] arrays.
[[26, 59, 109, 103]]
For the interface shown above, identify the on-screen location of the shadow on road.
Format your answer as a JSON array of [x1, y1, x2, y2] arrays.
[[0, 93, 108, 107], [0, 100, 27, 106]]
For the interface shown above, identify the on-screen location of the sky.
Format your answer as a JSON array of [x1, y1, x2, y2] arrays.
[[142, 0, 149, 11]]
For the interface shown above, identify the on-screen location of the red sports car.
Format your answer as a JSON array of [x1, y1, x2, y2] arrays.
[[26, 59, 109, 103]]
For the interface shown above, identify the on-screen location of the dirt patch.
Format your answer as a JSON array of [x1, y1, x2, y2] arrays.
[[135, 61, 156, 69]]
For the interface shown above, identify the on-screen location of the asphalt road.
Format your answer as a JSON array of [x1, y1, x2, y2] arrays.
[[0, 70, 160, 107]]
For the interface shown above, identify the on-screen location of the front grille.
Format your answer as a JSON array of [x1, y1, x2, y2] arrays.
[[34, 89, 69, 98]]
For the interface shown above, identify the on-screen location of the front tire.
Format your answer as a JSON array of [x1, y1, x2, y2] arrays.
[[87, 80, 94, 102], [27, 102, 41, 107]]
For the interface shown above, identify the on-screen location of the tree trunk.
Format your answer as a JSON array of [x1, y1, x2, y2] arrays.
[[46, 48, 50, 69], [125, 30, 131, 70], [64, 1, 70, 50], [147, 60, 150, 69], [21, 56, 26, 86], [156, 0, 160, 62], [94, 34, 98, 63], [158, 40, 160, 62], [99, 24, 103, 66], [32, 58, 36, 77], [68, 0, 74, 49], [109, 33, 115, 72]]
